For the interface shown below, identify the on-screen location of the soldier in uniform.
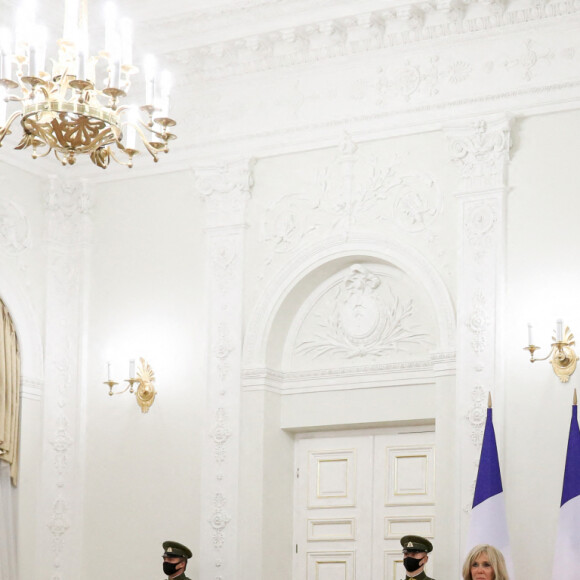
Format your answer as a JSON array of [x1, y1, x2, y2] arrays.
[[400, 534, 435, 580], [162, 540, 193, 580]]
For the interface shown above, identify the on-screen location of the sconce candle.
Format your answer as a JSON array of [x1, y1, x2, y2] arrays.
[[104, 357, 157, 412], [524, 320, 578, 383]]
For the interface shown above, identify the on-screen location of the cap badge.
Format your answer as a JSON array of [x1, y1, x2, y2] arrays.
[[407, 542, 413, 548], [167, 548, 173, 553]]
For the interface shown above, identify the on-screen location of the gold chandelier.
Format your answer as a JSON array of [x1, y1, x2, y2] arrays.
[[0, 0, 176, 169]]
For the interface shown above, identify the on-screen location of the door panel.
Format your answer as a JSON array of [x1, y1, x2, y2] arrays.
[[294, 435, 373, 580], [294, 430, 435, 580], [373, 432, 436, 580]]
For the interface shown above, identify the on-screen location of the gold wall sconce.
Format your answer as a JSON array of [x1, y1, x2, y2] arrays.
[[524, 319, 579, 383], [104, 358, 157, 413]]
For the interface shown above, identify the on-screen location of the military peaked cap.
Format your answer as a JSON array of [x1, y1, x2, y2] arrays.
[[400, 535, 433, 553], [163, 540, 193, 559]]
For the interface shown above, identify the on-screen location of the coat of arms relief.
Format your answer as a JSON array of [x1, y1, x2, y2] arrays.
[[292, 263, 433, 367]]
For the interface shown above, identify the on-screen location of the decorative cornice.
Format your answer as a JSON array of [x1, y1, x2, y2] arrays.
[[242, 354, 456, 392], [161, 1, 580, 78]]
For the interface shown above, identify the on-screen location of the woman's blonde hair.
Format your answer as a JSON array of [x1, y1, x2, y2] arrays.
[[462, 544, 509, 580]]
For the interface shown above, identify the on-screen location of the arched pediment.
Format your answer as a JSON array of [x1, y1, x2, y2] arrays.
[[243, 234, 455, 372]]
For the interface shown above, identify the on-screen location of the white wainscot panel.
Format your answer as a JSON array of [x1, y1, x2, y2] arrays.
[[308, 449, 356, 508], [307, 551, 355, 580], [384, 550, 405, 580], [385, 445, 435, 505], [384, 515, 434, 539], [308, 518, 356, 541]]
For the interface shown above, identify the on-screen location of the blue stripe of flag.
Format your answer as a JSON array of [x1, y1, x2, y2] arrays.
[[473, 407, 503, 508], [561, 404, 580, 507]]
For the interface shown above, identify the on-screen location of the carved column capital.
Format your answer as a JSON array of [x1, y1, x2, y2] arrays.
[[194, 159, 255, 228], [447, 116, 513, 193], [45, 177, 93, 217], [45, 178, 94, 247]]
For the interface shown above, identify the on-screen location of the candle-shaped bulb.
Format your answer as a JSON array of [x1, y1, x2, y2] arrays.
[[143, 54, 156, 106], [63, 0, 79, 43], [125, 106, 138, 149], [159, 69, 172, 117], [120, 18, 133, 67], [107, 361, 111, 381], [0, 85, 6, 127], [527, 323, 533, 346], [31, 25, 47, 77], [556, 318, 563, 342], [15, 3, 34, 54], [104, 2, 117, 56], [129, 359, 136, 379], [76, 31, 88, 80], [0, 28, 12, 81]]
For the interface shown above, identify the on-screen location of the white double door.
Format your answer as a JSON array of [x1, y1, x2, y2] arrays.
[[293, 428, 435, 580]]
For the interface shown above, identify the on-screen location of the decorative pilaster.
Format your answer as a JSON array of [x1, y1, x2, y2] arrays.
[[446, 116, 512, 554], [196, 160, 254, 580], [36, 177, 92, 580]]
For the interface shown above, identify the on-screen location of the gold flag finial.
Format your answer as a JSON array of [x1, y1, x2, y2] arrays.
[[488, 392, 492, 409], [574, 388, 577, 406]]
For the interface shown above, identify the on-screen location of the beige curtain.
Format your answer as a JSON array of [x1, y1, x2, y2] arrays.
[[0, 299, 20, 486]]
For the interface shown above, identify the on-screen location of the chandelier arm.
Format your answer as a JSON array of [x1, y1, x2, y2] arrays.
[[0, 111, 24, 145], [133, 126, 161, 160], [33, 146, 52, 159], [139, 120, 167, 141], [53, 150, 69, 166], [108, 147, 134, 168]]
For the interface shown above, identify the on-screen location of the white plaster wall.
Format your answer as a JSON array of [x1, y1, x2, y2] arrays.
[[505, 108, 580, 579], [0, 162, 48, 579], [0, 162, 48, 366], [2, 8, 580, 580], [81, 170, 206, 580]]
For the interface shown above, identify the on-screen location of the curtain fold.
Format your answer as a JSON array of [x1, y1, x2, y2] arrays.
[[0, 461, 18, 580], [0, 299, 20, 486]]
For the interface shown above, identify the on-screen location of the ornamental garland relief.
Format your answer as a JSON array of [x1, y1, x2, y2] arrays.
[[47, 496, 71, 569], [260, 152, 442, 270], [209, 492, 231, 549], [294, 264, 431, 362], [464, 201, 498, 262], [466, 384, 488, 446]]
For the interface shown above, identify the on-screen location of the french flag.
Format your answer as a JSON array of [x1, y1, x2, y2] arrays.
[[552, 389, 580, 579], [465, 395, 515, 578]]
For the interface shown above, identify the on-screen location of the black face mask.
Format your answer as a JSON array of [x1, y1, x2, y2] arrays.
[[163, 561, 180, 576], [403, 556, 424, 573]]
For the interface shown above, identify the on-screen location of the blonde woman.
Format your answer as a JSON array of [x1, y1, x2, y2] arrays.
[[462, 544, 509, 580]]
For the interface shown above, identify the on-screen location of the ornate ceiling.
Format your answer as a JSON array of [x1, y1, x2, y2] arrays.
[[1, 0, 579, 177]]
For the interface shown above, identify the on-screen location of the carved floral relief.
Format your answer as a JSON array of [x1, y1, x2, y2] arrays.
[[0, 199, 30, 254]]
